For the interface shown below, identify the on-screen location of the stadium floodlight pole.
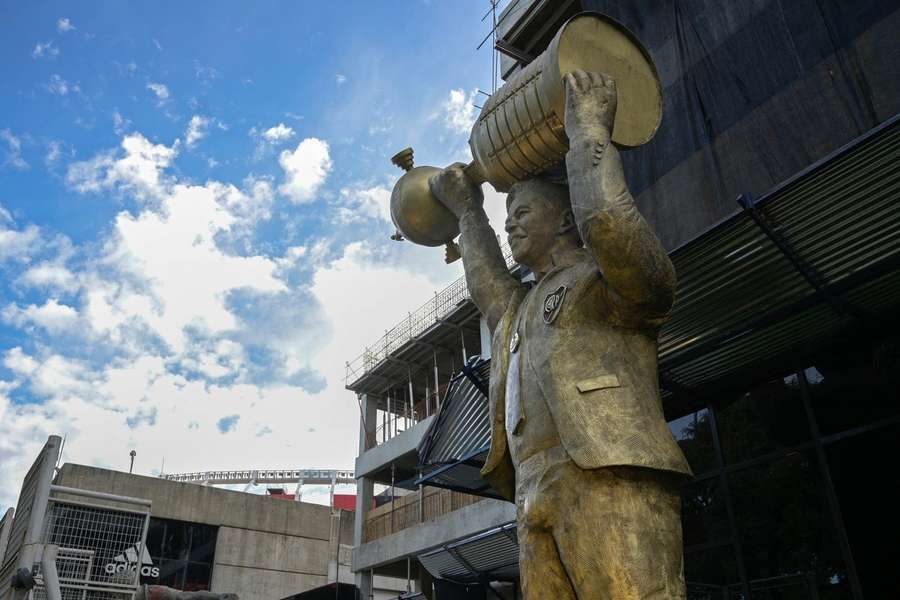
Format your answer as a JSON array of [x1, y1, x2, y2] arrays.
[[129, 450, 136, 474]]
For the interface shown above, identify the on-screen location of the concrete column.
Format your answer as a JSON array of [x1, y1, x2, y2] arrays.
[[358, 393, 376, 452], [479, 316, 492, 359], [0, 507, 14, 567], [354, 394, 376, 598]]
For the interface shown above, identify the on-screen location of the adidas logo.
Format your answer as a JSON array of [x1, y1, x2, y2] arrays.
[[104, 544, 159, 578], [113, 544, 153, 566]]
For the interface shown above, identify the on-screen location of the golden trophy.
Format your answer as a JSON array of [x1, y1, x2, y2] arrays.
[[388, 12, 663, 259]]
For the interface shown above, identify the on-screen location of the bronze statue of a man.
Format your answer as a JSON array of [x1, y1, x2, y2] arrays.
[[431, 71, 692, 599]]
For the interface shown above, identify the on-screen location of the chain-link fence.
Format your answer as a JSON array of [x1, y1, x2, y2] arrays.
[[345, 241, 514, 386]]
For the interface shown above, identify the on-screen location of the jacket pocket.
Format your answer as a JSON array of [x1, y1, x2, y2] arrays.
[[575, 374, 621, 393]]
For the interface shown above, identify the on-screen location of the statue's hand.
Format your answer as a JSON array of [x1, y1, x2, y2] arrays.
[[429, 162, 484, 220], [563, 70, 617, 142]]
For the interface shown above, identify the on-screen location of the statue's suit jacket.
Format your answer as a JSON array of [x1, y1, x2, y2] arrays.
[[475, 140, 693, 503]]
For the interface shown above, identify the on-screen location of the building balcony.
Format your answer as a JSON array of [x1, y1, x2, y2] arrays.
[[363, 487, 485, 544]]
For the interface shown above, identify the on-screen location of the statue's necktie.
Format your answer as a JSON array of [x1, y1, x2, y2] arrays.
[[506, 311, 526, 436]]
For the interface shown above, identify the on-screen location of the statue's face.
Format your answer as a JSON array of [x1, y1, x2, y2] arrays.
[[505, 183, 562, 268]]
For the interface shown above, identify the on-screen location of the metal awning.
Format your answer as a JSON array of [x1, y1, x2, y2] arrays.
[[657, 112, 900, 409], [416, 446, 494, 497], [416, 358, 501, 498], [418, 522, 519, 585]]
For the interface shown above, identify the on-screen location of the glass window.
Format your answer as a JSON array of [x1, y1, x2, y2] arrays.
[[826, 422, 900, 597], [729, 451, 850, 599], [684, 544, 740, 593], [669, 408, 717, 475], [715, 374, 810, 464], [143, 518, 217, 591], [187, 523, 218, 562], [804, 334, 900, 435], [153, 558, 185, 589], [184, 563, 212, 591], [681, 478, 730, 548]]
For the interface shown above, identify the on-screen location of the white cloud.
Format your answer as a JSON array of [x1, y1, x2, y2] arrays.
[[112, 111, 131, 136], [57, 18, 75, 33], [152, 38, 163, 51], [337, 184, 392, 224], [66, 133, 178, 199], [262, 123, 294, 143], [193, 61, 219, 85], [0, 220, 41, 262], [1, 129, 28, 170], [86, 183, 285, 352], [2, 299, 80, 334], [18, 262, 78, 292], [32, 41, 59, 59], [0, 123, 479, 511], [185, 115, 210, 148], [47, 74, 78, 96], [4, 347, 97, 400], [441, 88, 477, 134], [250, 123, 296, 160], [334, 74, 347, 85], [209, 176, 275, 224], [45, 140, 63, 166], [146, 82, 170, 104], [278, 138, 332, 203]]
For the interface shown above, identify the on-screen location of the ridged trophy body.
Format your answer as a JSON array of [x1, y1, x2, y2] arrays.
[[389, 12, 662, 256]]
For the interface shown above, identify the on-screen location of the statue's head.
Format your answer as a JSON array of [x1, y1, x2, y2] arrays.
[[505, 176, 579, 272]]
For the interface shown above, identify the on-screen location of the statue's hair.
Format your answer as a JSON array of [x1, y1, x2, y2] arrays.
[[506, 172, 571, 216]]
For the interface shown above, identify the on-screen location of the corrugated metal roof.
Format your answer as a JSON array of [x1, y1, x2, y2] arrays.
[[418, 522, 519, 584], [659, 114, 900, 392], [418, 358, 491, 467], [416, 357, 499, 497]]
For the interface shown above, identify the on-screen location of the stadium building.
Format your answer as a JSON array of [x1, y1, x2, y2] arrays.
[[346, 1, 900, 599], [0, 437, 407, 600]]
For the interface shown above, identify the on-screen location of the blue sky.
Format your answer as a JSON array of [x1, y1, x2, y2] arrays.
[[0, 1, 511, 509]]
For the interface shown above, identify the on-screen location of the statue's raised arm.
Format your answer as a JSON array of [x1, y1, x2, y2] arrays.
[[429, 166, 520, 334], [564, 70, 676, 327]]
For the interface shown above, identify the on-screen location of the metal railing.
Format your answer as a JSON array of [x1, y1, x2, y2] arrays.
[[345, 241, 514, 386], [363, 487, 486, 543], [367, 391, 443, 449]]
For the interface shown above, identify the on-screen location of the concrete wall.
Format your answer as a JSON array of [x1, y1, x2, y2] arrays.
[[54, 464, 351, 600], [55, 464, 332, 539]]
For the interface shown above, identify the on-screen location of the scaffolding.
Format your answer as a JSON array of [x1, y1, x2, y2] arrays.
[[345, 242, 513, 387]]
